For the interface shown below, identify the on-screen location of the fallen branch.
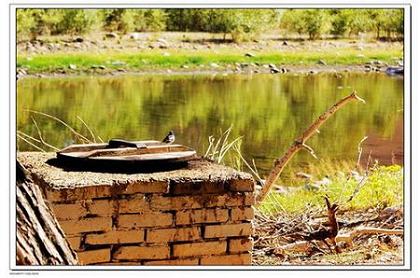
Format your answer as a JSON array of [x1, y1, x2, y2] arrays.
[[278, 227, 403, 253], [256, 91, 366, 205]]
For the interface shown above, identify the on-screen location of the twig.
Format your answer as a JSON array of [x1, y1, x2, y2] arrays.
[[346, 176, 368, 203], [25, 109, 90, 143], [356, 136, 368, 169], [31, 116, 60, 151], [17, 134, 46, 152], [256, 91, 366, 205], [77, 116, 97, 143], [233, 143, 262, 183]]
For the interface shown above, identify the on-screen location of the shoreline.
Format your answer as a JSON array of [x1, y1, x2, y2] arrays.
[[17, 64, 399, 79]]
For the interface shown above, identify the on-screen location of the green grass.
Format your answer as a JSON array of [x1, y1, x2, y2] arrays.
[[259, 165, 403, 216], [17, 47, 403, 74]]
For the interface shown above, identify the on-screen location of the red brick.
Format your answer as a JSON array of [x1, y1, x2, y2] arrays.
[[77, 248, 110, 265], [176, 209, 228, 225], [88, 199, 113, 216], [46, 186, 112, 202], [124, 181, 169, 194], [173, 241, 227, 258], [230, 207, 254, 221], [118, 212, 173, 229], [85, 230, 144, 245], [59, 217, 112, 235], [143, 258, 199, 265], [200, 253, 252, 265], [113, 246, 170, 260], [146, 227, 201, 243], [50, 203, 87, 220], [170, 180, 225, 195], [118, 197, 148, 213], [204, 223, 252, 238], [150, 194, 251, 210], [244, 193, 255, 206], [67, 236, 81, 251], [228, 179, 254, 192], [229, 238, 253, 253]]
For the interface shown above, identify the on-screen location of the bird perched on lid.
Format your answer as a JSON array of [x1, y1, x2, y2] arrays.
[[162, 130, 175, 144]]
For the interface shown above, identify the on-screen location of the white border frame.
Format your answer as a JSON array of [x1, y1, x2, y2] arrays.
[[8, 2, 412, 272]]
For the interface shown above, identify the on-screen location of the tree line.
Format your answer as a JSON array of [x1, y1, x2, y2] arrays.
[[17, 8, 404, 42]]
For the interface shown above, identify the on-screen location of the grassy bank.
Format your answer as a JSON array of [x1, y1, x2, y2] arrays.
[[258, 165, 403, 216], [17, 47, 403, 74]]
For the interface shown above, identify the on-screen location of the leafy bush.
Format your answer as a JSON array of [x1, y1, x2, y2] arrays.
[[56, 9, 98, 35], [280, 9, 330, 40]]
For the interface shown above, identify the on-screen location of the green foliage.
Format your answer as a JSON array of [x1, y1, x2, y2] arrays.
[[132, 9, 167, 32], [165, 9, 279, 42], [16, 9, 36, 39], [55, 9, 97, 35], [16, 8, 404, 41], [101, 9, 133, 33], [17, 9, 98, 39], [281, 8, 404, 40], [280, 9, 330, 39], [259, 165, 403, 216]]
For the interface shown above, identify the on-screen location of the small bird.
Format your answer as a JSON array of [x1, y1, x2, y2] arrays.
[[162, 130, 175, 144]]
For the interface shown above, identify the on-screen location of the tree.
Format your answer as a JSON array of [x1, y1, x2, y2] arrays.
[[280, 9, 330, 40], [56, 9, 98, 35]]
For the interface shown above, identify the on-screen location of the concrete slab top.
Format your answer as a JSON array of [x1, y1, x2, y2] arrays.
[[17, 152, 254, 191]]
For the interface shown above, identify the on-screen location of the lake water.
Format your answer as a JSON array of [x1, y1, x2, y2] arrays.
[[17, 72, 403, 179]]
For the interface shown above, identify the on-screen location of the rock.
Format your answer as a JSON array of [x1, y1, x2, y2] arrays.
[[245, 52, 255, 57], [209, 63, 219, 68], [317, 59, 327, 66], [111, 61, 126, 66], [73, 37, 84, 43], [129, 33, 142, 40], [282, 41, 288, 46], [158, 44, 168, 49], [117, 68, 127, 72], [270, 67, 281, 74], [17, 68, 27, 75], [296, 172, 312, 179], [47, 43, 55, 50], [105, 32, 118, 39], [181, 65, 189, 69], [68, 64, 77, 70], [157, 38, 168, 44], [268, 63, 277, 69], [304, 183, 320, 191], [91, 65, 106, 70]]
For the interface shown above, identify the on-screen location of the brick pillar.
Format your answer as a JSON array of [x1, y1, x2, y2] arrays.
[[18, 152, 255, 266]]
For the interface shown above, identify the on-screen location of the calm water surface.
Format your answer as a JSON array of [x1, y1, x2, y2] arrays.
[[17, 72, 403, 177]]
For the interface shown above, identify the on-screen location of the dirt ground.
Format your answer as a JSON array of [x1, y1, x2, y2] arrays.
[[252, 206, 404, 266], [17, 31, 403, 55]]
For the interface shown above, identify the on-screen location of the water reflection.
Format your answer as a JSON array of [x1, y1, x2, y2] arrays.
[[17, 72, 403, 176]]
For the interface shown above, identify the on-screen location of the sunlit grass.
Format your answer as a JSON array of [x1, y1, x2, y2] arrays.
[[258, 165, 403, 216], [17, 47, 403, 73]]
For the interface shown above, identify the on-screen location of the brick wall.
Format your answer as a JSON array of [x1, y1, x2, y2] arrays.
[[35, 164, 256, 266]]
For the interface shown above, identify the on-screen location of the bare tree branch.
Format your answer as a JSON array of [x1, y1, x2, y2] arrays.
[[256, 91, 366, 205]]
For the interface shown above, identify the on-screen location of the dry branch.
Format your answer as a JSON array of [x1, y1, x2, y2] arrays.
[[256, 91, 366, 205], [278, 227, 403, 253]]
